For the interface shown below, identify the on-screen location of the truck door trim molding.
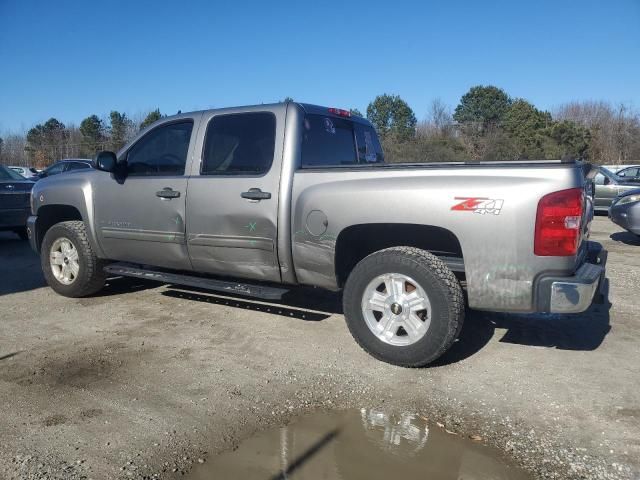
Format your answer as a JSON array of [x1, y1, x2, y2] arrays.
[[187, 234, 274, 252], [101, 227, 186, 244]]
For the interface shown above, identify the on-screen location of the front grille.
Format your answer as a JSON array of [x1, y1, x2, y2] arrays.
[[0, 192, 30, 209]]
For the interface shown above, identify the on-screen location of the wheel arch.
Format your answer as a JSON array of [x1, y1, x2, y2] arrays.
[[34, 204, 84, 253], [334, 223, 464, 288]]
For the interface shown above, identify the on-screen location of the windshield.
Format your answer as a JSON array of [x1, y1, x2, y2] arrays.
[[0, 165, 27, 180]]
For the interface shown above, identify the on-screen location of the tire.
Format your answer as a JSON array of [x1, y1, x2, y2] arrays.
[[14, 227, 28, 241], [41, 220, 106, 297], [343, 247, 464, 367]]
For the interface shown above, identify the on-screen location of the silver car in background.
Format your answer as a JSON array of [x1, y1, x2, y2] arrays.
[[593, 166, 639, 212], [601, 164, 640, 174], [610, 188, 640, 236], [35, 159, 94, 179], [614, 165, 640, 184]]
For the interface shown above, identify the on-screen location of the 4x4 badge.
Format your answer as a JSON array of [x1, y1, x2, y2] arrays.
[[452, 197, 504, 215]]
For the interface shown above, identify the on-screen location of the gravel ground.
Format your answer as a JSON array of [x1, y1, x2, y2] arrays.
[[0, 215, 638, 480]]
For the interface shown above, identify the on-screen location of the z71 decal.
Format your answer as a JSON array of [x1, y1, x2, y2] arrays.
[[451, 197, 504, 215]]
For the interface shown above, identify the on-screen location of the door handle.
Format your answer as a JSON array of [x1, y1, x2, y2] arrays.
[[156, 187, 181, 199], [241, 188, 271, 201]]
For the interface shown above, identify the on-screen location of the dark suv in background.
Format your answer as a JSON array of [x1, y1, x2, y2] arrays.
[[0, 165, 35, 239]]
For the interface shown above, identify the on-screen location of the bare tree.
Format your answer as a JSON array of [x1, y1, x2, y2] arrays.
[[554, 100, 640, 164], [416, 98, 455, 139], [0, 133, 28, 166]]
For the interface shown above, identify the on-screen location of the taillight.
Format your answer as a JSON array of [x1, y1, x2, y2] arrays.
[[328, 107, 351, 117], [534, 188, 584, 256]]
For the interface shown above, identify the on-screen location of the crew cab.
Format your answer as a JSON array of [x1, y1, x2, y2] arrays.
[[27, 102, 606, 366]]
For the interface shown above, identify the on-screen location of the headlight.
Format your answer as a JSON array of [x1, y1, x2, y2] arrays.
[[615, 194, 640, 206]]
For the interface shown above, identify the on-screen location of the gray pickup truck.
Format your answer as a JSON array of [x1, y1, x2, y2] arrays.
[[27, 102, 606, 366]]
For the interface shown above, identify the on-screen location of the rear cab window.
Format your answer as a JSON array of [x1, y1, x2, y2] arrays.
[[301, 114, 384, 168]]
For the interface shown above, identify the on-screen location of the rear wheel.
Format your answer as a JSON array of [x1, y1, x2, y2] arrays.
[[343, 247, 464, 367], [41, 221, 106, 297]]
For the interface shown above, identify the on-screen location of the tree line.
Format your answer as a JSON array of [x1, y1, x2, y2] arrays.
[[0, 109, 163, 168], [362, 86, 640, 164], [1, 85, 639, 168]]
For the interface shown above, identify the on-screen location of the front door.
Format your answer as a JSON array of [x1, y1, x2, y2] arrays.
[[185, 109, 284, 282], [94, 118, 198, 270]]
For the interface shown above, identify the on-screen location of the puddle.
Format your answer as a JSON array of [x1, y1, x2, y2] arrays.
[[186, 409, 532, 479]]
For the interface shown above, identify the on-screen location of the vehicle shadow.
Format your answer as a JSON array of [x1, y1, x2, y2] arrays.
[[610, 231, 640, 246], [433, 279, 612, 367], [0, 231, 162, 297], [160, 279, 611, 366], [96, 276, 160, 297], [161, 285, 342, 322], [0, 351, 23, 361], [0, 233, 46, 296]]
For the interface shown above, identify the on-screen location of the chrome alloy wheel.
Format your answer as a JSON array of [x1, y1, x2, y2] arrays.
[[361, 273, 432, 346], [50, 237, 80, 285]]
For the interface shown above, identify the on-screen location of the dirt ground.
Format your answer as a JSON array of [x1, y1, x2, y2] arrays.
[[0, 215, 638, 480]]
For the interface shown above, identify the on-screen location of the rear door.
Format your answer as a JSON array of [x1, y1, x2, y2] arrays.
[[185, 108, 285, 282]]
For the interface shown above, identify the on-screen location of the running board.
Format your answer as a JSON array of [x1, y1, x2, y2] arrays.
[[104, 263, 289, 300]]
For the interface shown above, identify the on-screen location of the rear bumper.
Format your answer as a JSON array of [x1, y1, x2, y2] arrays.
[[535, 242, 607, 313], [26, 215, 38, 253]]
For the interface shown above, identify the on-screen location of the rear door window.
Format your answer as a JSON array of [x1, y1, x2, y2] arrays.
[[201, 112, 276, 176]]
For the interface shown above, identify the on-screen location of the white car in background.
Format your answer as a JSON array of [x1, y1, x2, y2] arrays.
[[9, 165, 40, 180]]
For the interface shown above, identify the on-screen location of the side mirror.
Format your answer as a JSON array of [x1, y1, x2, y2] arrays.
[[95, 151, 118, 172], [603, 177, 611, 185]]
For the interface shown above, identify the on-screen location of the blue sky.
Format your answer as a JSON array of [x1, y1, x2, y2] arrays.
[[0, 0, 638, 132]]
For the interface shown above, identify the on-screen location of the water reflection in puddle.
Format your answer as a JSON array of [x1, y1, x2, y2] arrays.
[[186, 409, 532, 479]]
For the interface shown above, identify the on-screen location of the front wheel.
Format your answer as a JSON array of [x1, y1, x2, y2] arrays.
[[41, 220, 106, 297], [343, 247, 464, 367]]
